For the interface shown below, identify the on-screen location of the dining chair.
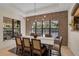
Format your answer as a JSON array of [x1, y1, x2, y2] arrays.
[[15, 36, 23, 55], [45, 34, 52, 37], [52, 36, 63, 56], [22, 38, 32, 55], [30, 33, 35, 36], [31, 39, 46, 56]]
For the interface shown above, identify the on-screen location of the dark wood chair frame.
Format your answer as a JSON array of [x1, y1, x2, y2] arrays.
[[15, 36, 23, 55], [22, 38, 32, 55], [53, 36, 63, 56], [31, 39, 45, 56], [58, 37, 63, 56], [45, 34, 52, 37]]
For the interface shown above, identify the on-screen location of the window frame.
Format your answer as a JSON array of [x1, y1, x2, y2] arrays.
[[32, 20, 59, 37]]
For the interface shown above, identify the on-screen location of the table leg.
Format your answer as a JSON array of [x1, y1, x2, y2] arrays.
[[49, 49, 52, 56]]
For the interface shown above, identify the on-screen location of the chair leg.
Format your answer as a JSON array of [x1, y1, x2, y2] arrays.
[[31, 50, 32, 56], [59, 50, 61, 56], [59, 52, 61, 56], [22, 48, 23, 55], [22, 50, 24, 56], [30, 52, 32, 56], [20, 49, 23, 56], [32, 53, 33, 56], [16, 48, 18, 54], [17, 48, 22, 56]]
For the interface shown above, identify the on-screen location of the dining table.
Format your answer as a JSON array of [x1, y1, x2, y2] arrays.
[[22, 35, 54, 45], [22, 35, 55, 55]]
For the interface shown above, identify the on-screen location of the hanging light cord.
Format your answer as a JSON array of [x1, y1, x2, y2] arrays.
[[34, 3, 36, 16], [34, 3, 37, 22]]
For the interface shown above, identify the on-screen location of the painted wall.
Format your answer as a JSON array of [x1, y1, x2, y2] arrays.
[[68, 4, 79, 55], [0, 6, 26, 49]]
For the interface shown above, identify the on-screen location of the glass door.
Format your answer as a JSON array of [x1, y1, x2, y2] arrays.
[[3, 17, 21, 41], [3, 17, 12, 40], [14, 20, 21, 37]]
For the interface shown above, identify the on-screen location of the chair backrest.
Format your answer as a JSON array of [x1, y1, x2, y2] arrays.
[[45, 34, 52, 37], [54, 36, 63, 50], [23, 38, 30, 48], [32, 39, 41, 50], [30, 33, 35, 36], [59, 36, 63, 48], [15, 37, 22, 46]]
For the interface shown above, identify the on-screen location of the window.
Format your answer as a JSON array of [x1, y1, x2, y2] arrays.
[[32, 21, 42, 36], [37, 22, 42, 36], [32, 20, 59, 37], [14, 20, 21, 37], [51, 21, 59, 37], [43, 21, 49, 37]]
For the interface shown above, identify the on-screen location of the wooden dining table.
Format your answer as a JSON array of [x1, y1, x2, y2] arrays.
[[22, 35, 54, 45], [22, 35, 55, 55]]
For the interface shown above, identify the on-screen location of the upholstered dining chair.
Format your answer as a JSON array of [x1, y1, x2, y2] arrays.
[[22, 38, 32, 55], [52, 36, 63, 56], [15, 37, 23, 55], [30, 33, 35, 36], [31, 39, 46, 56], [45, 34, 52, 37]]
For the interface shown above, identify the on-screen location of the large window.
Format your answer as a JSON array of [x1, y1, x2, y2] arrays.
[[43, 21, 49, 36], [51, 21, 59, 37], [32, 20, 59, 37], [37, 22, 42, 36], [3, 17, 21, 41]]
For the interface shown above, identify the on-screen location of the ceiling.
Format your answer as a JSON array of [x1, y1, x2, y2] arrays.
[[0, 3, 73, 17], [12, 3, 59, 14]]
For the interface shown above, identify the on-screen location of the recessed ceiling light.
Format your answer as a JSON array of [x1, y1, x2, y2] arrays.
[[27, 19, 29, 21]]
